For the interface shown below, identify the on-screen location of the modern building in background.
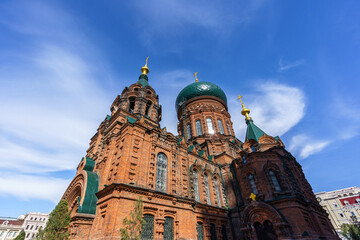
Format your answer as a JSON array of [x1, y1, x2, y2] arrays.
[[23, 212, 49, 240], [62, 61, 339, 239], [0, 216, 25, 240], [316, 187, 360, 233]]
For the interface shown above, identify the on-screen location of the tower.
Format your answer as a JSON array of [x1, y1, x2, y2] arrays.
[[61, 62, 339, 240]]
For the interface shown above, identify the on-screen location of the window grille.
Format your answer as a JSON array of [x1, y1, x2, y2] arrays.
[[193, 170, 200, 202], [186, 124, 192, 140], [269, 170, 282, 191], [164, 217, 174, 240], [155, 153, 168, 193], [210, 223, 217, 240], [204, 174, 211, 205], [196, 120, 202, 136], [206, 118, 214, 134], [217, 119, 224, 134], [141, 214, 154, 240], [248, 174, 258, 194], [196, 222, 204, 240], [214, 178, 221, 207]]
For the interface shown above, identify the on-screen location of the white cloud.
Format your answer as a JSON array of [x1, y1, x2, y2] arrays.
[[278, 58, 305, 72], [0, 1, 111, 202], [131, 0, 266, 47], [229, 82, 305, 141], [0, 174, 70, 203], [289, 134, 331, 159]]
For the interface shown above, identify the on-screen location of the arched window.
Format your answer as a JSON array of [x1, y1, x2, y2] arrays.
[[141, 214, 154, 240], [186, 124, 192, 140], [226, 122, 231, 135], [248, 174, 258, 195], [196, 120, 202, 136], [210, 223, 217, 240], [217, 119, 225, 134], [129, 97, 135, 113], [269, 170, 282, 192], [145, 101, 152, 117], [214, 177, 221, 207], [164, 217, 174, 240], [221, 225, 228, 240], [155, 153, 167, 193], [206, 118, 214, 134], [204, 174, 211, 205], [193, 169, 200, 202], [196, 222, 204, 240]]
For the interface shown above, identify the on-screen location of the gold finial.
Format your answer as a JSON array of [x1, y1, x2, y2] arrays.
[[250, 192, 256, 201], [141, 57, 150, 75], [237, 95, 252, 120], [194, 72, 198, 82]]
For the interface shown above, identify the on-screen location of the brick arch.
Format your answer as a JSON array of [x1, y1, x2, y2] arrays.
[[241, 202, 293, 239], [62, 173, 85, 214], [258, 135, 277, 144]]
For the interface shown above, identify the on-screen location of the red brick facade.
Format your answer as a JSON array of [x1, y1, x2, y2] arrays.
[[62, 71, 339, 240]]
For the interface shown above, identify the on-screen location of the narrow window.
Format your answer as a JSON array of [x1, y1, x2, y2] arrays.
[[207, 118, 214, 134], [155, 153, 167, 193], [217, 119, 225, 134], [196, 120, 202, 136], [351, 212, 356, 216], [145, 101, 152, 117], [340, 213, 344, 218], [210, 223, 217, 240], [214, 178, 221, 207], [221, 225, 228, 240], [226, 122, 231, 135], [334, 203, 338, 207], [204, 174, 211, 205], [141, 214, 154, 240], [269, 170, 282, 192], [186, 124, 192, 140], [193, 170, 200, 202], [196, 222, 205, 240], [164, 217, 174, 240], [129, 97, 135, 113], [248, 174, 258, 195], [250, 146, 256, 152]]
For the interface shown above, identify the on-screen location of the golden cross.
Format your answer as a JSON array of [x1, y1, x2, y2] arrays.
[[145, 57, 149, 67], [237, 95, 244, 104], [194, 72, 198, 82], [250, 192, 256, 201]]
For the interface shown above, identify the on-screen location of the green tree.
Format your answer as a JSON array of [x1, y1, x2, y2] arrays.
[[341, 216, 360, 240], [37, 199, 71, 240], [14, 230, 25, 240], [120, 197, 145, 240]]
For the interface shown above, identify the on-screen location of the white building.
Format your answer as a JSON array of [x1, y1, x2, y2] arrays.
[[316, 186, 360, 235], [23, 212, 49, 240], [0, 217, 25, 240]]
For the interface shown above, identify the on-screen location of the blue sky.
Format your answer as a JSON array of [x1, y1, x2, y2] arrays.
[[0, 0, 359, 217]]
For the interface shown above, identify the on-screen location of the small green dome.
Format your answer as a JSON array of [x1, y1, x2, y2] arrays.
[[175, 81, 227, 112]]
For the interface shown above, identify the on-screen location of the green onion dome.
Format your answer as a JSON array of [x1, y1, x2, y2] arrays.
[[175, 81, 227, 112]]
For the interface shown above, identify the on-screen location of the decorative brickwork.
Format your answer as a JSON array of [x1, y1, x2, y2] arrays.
[[62, 70, 339, 240]]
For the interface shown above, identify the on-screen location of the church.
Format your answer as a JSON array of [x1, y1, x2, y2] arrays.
[[62, 59, 339, 240]]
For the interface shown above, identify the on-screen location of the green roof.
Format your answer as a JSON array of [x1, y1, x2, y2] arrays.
[[245, 119, 266, 142], [175, 81, 227, 112], [137, 74, 149, 87]]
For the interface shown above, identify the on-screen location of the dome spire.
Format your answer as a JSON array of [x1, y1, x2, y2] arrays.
[[141, 57, 150, 75], [194, 72, 198, 82], [237, 95, 252, 120]]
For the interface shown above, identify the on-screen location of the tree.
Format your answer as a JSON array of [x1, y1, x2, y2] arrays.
[[36, 199, 71, 240], [120, 197, 145, 240], [14, 230, 25, 240], [341, 216, 360, 240]]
